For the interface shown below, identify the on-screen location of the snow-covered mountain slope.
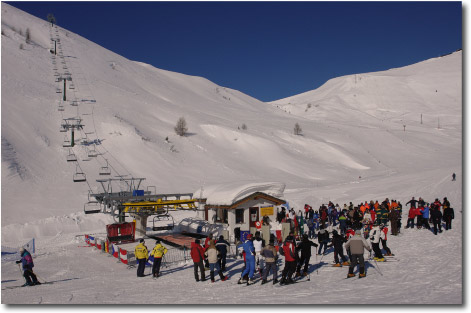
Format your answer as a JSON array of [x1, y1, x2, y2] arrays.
[[0, 3, 462, 305], [1, 3, 461, 239]]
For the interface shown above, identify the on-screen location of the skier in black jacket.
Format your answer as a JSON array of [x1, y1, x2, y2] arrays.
[[331, 230, 349, 266], [295, 234, 318, 277], [317, 226, 329, 255], [430, 206, 443, 235], [443, 206, 454, 230], [216, 235, 230, 271]]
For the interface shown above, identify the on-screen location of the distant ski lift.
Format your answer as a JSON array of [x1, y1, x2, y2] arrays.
[[54, 72, 60, 76], [73, 165, 86, 183], [58, 104, 65, 112], [55, 77, 61, 82], [66, 149, 77, 162], [56, 88, 62, 94], [69, 84, 75, 90], [99, 160, 111, 176], [70, 100, 79, 107]]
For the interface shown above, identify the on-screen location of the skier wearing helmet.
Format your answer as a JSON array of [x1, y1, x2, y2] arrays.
[[237, 233, 256, 285]]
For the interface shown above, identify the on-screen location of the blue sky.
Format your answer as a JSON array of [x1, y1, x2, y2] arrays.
[[7, 1, 462, 102]]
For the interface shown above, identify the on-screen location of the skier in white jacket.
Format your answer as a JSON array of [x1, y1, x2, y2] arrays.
[[369, 224, 385, 261]]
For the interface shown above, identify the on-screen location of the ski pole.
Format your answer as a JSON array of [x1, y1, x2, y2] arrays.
[[372, 257, 383, 276]]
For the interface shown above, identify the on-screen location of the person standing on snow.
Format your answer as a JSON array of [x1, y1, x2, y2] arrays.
[[430, 205, 443, 235], [253, 231, 265, 276], [190, 239, 206, 282], [205, 240, 228, 283], [379, 224, 393, 256], [150, 239, 167, 278], [260, 238, 279, 284], [134, 239, 148, 277], [317, 225, 330, 255], [406, 205, 417, 229], [345, 229, 372, 278], [280, 235, 297, 285], [16, 248, 40, 286], [216, 235, 230, 271], [238, 234, 256, 285], [295, 234, 318, 276], [331, 230, 349, 267], [420, 204, 431, 230], [443, 205, 455, 230], [369, 224, 385, 261], [389, 206, 399, 235]]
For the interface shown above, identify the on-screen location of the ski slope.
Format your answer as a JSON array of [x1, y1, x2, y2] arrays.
[[1, 3, 462, 304]]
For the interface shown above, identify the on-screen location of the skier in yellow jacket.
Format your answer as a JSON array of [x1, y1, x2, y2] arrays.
[[151, 239, 168, 278], [134, 239, 148, 277]]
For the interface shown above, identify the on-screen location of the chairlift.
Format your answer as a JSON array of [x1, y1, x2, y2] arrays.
[[69, 84, 75, 90], [84, 201, 101, 214], [70, 100, 78, 107], [54, 72, 60, 76], [88, 145, 98, 158], [73, 165, 86, 182], [66, 149, 77, 162], [152, 214, 175, 231], [56, 88, 62, 94], [58, 105, 65, 112], [99, 160, 111, 176], [63, 136, 72, 147]]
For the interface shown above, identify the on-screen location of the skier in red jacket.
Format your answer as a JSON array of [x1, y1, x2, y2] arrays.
[[191, 239, 206, 282], [280, 235, 297, 285]]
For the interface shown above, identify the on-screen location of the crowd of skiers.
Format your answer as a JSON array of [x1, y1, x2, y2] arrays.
[[186, 195, 455, 285]]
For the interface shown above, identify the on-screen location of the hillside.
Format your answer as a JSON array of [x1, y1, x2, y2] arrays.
[[0, 3, 462, 305]]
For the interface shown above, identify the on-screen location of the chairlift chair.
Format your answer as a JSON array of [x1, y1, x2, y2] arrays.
[[84, 201, 101, 214], [70, 101, 78, 107], [73, 165, 86, 182], [99, 160, 111, 176], [63, 139, 72, 147], [58, 105, 65, 112], [152, 214, 175, 231], [69, 84, 75, 90], [56, 88, 62, 94], [66, 149, 77, 162], [87, 146, 98, 158]]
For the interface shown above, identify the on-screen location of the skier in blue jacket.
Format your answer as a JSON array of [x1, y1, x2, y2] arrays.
[[420, 204, 431, 230], [237, 234, 256, 285]]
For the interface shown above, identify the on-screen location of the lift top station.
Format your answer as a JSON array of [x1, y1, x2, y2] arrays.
[[86, 177, 198, 240]]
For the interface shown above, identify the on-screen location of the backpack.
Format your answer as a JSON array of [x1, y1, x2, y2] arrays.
[[279, 244, 285, 256]]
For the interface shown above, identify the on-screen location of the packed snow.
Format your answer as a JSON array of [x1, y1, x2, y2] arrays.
[[1, 3, 463, 305]]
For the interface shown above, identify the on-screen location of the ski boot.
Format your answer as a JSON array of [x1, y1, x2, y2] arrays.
[[295, 271, 302, 277], [273, 279, 279, 285], [238, 277, 248, 284], [342, 261, 350, 266], [302, 272, 308, 277], [359, 273, 366, 278], [247, 278, 255, 285], [261, 279, 268, 285], [333, 263, 342, 267], [347, 273, 355, 278], [221, 276, 228, 282]]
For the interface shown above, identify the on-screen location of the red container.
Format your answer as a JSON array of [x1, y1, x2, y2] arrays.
[[106, 222, 135, 243]]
